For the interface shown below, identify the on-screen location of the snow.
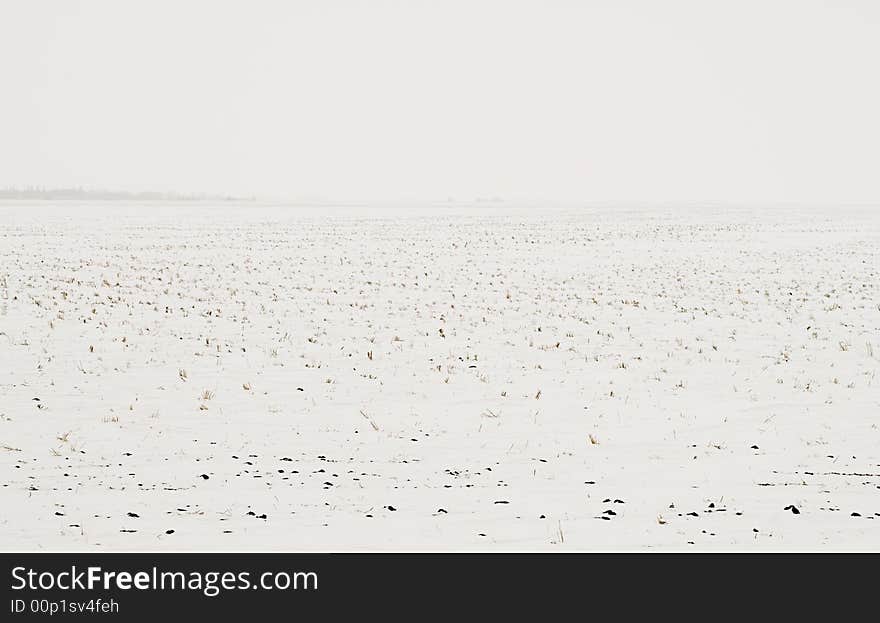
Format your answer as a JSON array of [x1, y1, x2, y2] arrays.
[[1, 202, 878, 550]]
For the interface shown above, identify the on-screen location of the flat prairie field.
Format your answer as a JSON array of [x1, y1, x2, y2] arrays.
[[1, 202, 878, 550]]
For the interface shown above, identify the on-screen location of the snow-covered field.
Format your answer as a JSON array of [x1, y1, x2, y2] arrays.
[[1, 202, 878, 550]]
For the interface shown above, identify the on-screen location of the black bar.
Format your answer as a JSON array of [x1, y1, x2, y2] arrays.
[[1, 553, 874, 620]]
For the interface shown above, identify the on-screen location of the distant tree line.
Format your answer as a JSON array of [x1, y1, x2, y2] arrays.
[[0, 186, 253, 201]]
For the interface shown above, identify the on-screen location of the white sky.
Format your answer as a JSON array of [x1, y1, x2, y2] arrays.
[[2, 1, 879, 203]]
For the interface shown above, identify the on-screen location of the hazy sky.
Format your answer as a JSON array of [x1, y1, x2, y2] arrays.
[[2, 1, 879, 203]]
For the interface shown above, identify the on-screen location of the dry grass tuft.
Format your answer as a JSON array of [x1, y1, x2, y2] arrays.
[[359, 409, 380, 431]]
